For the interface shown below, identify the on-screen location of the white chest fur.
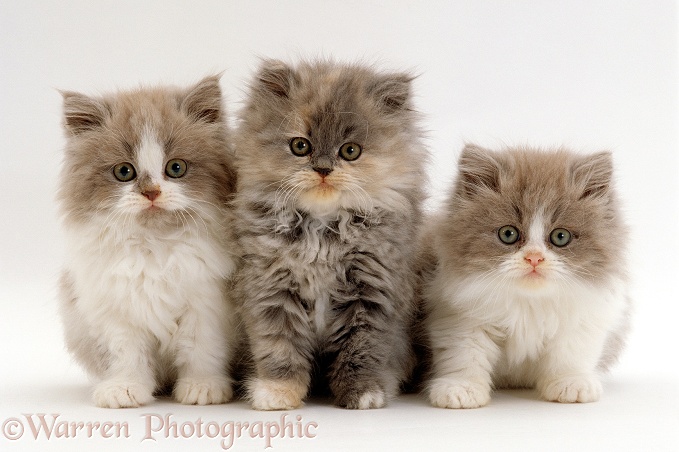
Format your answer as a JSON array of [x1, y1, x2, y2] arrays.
[[492, 282, 625, 369], [442, 272, 626, 368], [64, 223, 235, 344], [500, 297, 562, 365]]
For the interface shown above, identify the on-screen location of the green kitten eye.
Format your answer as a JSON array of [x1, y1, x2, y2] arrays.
[[165, 159, 187, 178], [550, 228, 572, 247], [498, 225, 520, 244], [339, 142, 362, 161], [290, 137, 312, 157], [113, 162, 136, 182]]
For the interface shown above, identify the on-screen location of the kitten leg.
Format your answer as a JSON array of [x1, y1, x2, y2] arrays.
[[427, 312, 500, 409], [92, 324, 156, 409], [327, 317, 399, 410], [327, 275, 412, 410], [172, 288, 235, 405], [536, 323, 609, 403], [326, 249, 419, 410], [243, 292, 314, 411], [58, 271, 109, 378]]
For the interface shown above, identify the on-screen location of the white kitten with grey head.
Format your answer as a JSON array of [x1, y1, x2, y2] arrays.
[[58, 77, 239, 408], [425, 145, 631, 408]]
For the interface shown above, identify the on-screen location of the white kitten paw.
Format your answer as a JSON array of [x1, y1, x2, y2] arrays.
[[539, 375, 602, 403], [93, 380, 154, 408], [249, 378, 306, 411], [334, 381, 388, 409], [174, 377, 233, 405], [428, 378, 491, 409], [356, 390, 387, 409]]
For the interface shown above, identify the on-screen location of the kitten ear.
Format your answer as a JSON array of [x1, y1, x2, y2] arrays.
[[61, 91, 109, 135], [456, 144, 502, 196], [182, 75, 223, 123], [254, 59, 297, 98], [368, 73, 414, 112], [571, 151, 613, 199]]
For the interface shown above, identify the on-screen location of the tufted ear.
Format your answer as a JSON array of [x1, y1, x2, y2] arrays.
[[367, 72, 413, 112], [61, 91, 109, 135], [182, 75, 223, 123], [571, 151, 614, 199], [456, 144, 503, 197], [254, 59, 297, 99]]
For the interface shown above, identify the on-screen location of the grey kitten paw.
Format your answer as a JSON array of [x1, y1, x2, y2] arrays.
[[93, 380, 154, 408]]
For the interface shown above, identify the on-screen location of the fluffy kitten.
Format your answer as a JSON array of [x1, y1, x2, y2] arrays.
[[232, 59, 427, 410], [58, 76, 239, 408], [425, 145, 631, 408]]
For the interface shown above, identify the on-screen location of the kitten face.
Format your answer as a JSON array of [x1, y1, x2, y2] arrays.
[[236, 59, 424, 217], [59, 77, 236, 232], [439, 145, 625, 297]]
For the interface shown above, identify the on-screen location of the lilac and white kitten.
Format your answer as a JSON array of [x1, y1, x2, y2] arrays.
[[425, 145, 631, 408], [58, 77, 239, 408]]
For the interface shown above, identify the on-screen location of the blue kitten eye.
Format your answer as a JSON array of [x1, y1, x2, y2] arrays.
[[339, 142, 362, 161], [165, 159, 187, 178], [498, 225, 520, 244], [290, 137, 312, 157], [113, 162, 136, 182], [550, 228, 572, 247]]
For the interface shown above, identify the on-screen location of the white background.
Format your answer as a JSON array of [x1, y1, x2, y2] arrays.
[[0, 1, 677, 451]]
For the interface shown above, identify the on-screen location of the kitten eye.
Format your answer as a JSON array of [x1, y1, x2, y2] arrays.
[[290, 137, 312, 157], [339, 142, 362, 161], [498, 225, 520, 244], [113, 162, 136, 182], [550, 228, 572, 247], [165, 159, 187, 178]]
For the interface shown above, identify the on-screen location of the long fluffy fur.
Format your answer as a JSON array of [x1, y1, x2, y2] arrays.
[[232, 59, 428, 410], [58, 77, 240, 408], [424, 144, 632, 408]]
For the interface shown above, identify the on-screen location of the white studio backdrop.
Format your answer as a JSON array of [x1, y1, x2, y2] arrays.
[[0, 1, 677, 451]]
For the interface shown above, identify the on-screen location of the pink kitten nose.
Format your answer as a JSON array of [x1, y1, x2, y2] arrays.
[[143, 190, 161, 201], [524, 253, 544, 268]]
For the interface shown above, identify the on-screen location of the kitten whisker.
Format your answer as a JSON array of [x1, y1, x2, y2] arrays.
[[183, 196, 222, 211], [178, 210, 193, 237], [180, 209, 192, 231], [171, 210, 182, 229], [264, 172, 301, 193], [275, 112, 297, 137], [280, 181, 307, 208], [93, 194, 122, 212], [182, 198, 220, 225], [172, 210, 188, 235], [344, 182, 375, 219], [273, 176, 304, 209], [99, 205, 130, 252], [185, 206, 211, 239]]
